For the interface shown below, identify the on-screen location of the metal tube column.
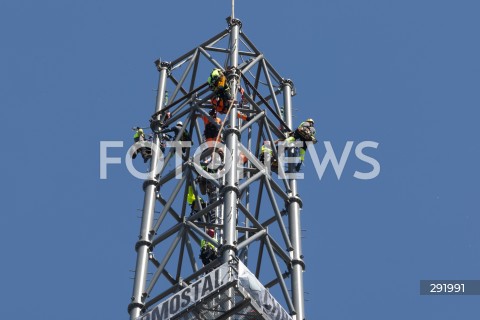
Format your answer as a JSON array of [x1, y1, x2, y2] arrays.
[[129, 61, 170, 320], [222, 19, 241, 264], [283, 79, 306, 320]]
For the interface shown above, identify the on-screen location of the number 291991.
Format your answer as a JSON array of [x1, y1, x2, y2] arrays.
[[430, 283, 464, 293]]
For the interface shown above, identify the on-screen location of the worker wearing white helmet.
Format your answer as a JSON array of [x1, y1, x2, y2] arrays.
[[160, 120, 191, 154], [286, 118, 318, 172]]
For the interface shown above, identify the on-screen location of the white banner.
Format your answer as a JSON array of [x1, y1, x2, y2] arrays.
[[136, 263, 230, 320], [137, 261, 292, 320], [237, 261, 293, 320]]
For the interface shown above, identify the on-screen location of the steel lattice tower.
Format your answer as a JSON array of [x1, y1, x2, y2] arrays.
[[128, 15, 306, 320]]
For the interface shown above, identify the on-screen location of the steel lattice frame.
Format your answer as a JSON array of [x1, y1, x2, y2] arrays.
[[129, 18, 306, 320]]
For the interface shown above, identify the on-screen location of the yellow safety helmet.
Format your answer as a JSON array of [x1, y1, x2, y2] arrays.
[[306, 118, 314, 124]]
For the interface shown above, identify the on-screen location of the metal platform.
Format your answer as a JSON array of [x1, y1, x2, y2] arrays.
[[137, 261, 292, 320]]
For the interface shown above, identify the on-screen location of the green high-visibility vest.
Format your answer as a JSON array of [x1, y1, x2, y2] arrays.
[[261, 145, 273, 155], [201, 239, 216, 250]]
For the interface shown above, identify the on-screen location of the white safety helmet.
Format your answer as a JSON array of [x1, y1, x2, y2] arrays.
[[176, 121, 183, 127]]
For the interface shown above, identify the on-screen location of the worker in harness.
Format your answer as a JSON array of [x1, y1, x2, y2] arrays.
[[199, 109, 224, 171], [159, 121, 191, 154], [207, 68, 231, 101], [286, 118, 317, 172], [132, 127, 152, 163], [160, 121, 190, 141], [187, 185, 216, 224], [207, 68, 252, 121], [202, 109, 222, 143], [199, 228, 218, 266], [259, 140, 278, 173]]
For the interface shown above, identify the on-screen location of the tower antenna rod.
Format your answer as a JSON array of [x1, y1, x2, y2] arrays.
[[222, 12, 240, 266], [283, 78, 306, 319]]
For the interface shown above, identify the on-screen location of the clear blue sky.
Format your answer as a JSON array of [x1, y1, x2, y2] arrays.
[[2, 0, 480, 319]]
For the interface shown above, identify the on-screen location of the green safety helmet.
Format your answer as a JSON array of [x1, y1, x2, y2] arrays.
[[207, 69, 221, 85]]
